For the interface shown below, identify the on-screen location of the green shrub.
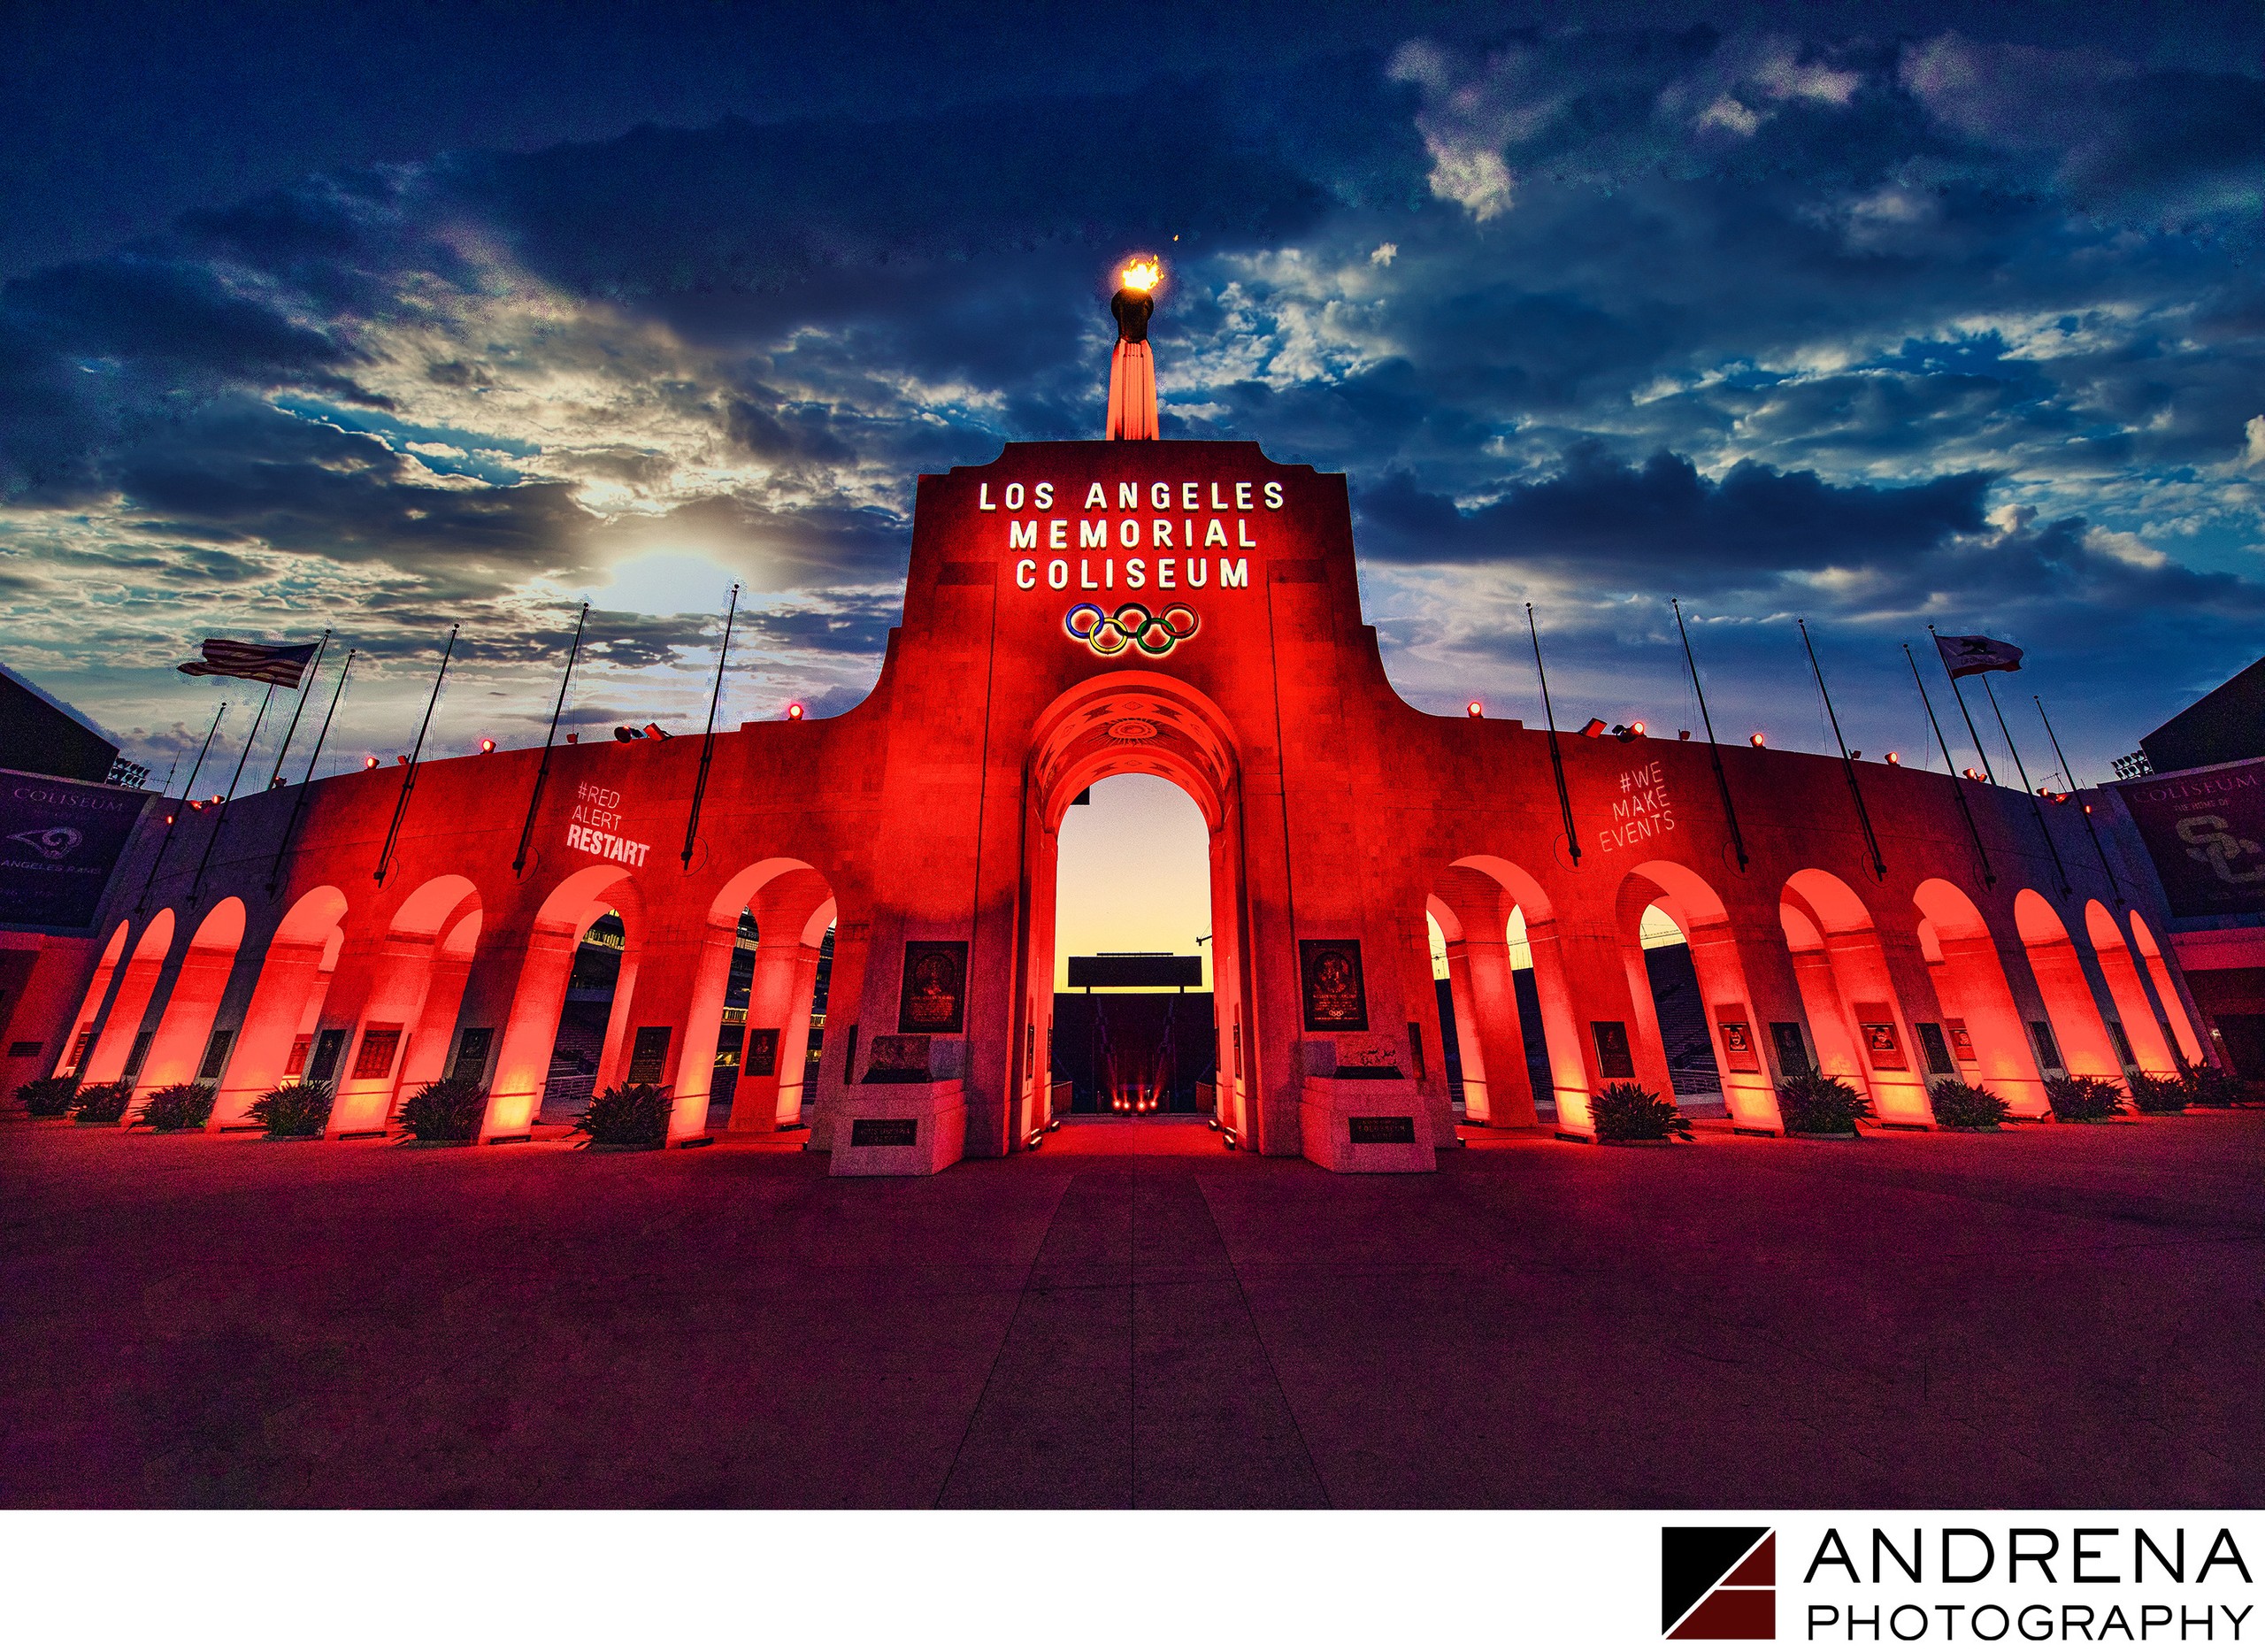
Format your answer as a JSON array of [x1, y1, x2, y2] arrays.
[[71, 1080, 134, 1123], [2127, 1072, 2188, 1115], [17, 1074, 79, 1117], [1776, 1071, 1871, 1134], [1589, 1080, 1693, 1142], [2178, 1065, 2244, 1110], [2046, 1073, 2124, 1120], [249, 1080, 334, 1139], [137, 1081, 216, 1131], [1929, 1078, 2010, 1129], [398, 1075, 488, 1142], [573, 1081, 671, 1147]]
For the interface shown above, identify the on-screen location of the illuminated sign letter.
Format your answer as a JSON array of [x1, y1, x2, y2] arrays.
[[1015, 559, 1037, 589], [1048, 519, 1068, 549], [1263, 481, 1284, 509], [1048, 558, 1070, 589], [1009, 521, 1037, 550], [978, 483, 997, 511], [1084, 482, 1108, 510], [1150, 519, 1172, 547], [1117, 482, 1139, 510], [1126, 557, 1146, 588], [1079, 519, 1107, 549], [1220, 559, 1248, 588]]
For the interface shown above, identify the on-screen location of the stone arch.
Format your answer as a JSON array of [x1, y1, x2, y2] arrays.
[[1437, 854, 1591, 1132], [669, 857, 840, 1142], [1911, 879, 2047, 1115], [56, 920, 129, 1078], [329, 873, 486, 1136], [81, 910, 177, 1082], [133, 898, 249, 1096], [2128, 911, 2205, 1064], [1620, 859, 1781, 1131], [2011, 889, 2121, 1080], [1427, 871, 1541, 1127], [1017, 671, 1252, 1149], [482, 864, 643, 1140], [1780, 869, 1930, 1124], [212, 884, 349, 1127], [2083, 902, 2176, 1074]]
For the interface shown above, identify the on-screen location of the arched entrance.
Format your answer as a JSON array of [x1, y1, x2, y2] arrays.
[[2129, 911, 2205, 1065], [330, 874, 484, 1136], [2011, 888, 2122, 1080], [212, 884, 349, 1126], [483, 864, 644, 1141], [1015, 673, 1250, 1147], [81, 909, 176, 1084], [1618, 860, 1781, 1132], [1780, 869, 1930, 1125], [1910, 878, 2047, 1115], [56, 920, 128, 1078], [2083, 901, 2176, 1075]]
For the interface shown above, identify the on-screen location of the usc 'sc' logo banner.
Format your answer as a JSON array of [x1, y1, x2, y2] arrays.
[[1065, 602, 1200, 658]]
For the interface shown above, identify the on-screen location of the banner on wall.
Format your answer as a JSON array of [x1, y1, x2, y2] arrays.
[[2113, 757, 2265, 919], [0, 771, 150, 932]]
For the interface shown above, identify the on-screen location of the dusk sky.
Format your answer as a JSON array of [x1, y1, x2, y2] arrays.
[[4, 0, 2263, 803]]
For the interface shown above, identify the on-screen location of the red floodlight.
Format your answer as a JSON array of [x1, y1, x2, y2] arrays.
[[1748, 733, 1766, 748], [480, 738, 496, 755], [787, 702, 807, 721], [363, 756, 380, 770], [1885, 751, 1900, 766], [1465, 700, 1483, 718], [1578, 718, 1608, 738]]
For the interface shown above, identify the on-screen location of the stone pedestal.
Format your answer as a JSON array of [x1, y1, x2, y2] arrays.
[[828, 1080, 966, 1177], [1299, 1076, 1437, 1173]]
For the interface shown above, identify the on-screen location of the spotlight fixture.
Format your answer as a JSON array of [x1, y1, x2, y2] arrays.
[[642, 722, 670, 740], [1962, 766, 1982, 780], [1465, 700, 1483, 718], [614, 726, 641, 742], [1578, 718, 1608, 738], [1885, 751, 1900, 765], [1748, 733, 1766, 748], [1678, 730, 1692, 741], [787, 702, 806, 721], [564, 733, 580, 744], [363, 756, 380, 770], [1849, 749, 1862, 760], [479, 738, 495, 755], [395, 755, 410, 766]]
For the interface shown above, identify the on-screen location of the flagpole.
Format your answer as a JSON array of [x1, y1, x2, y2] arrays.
[[374, 627, 457, 886], [1526, 603, 1580, 865], [514, 603, 588, 876], [1928, 625, 1999, 785], [2035, 695, 2121, 897], [1672, 598, 1747, 872], [1799, 620, 1885, 879], [1904, 645, 1994, 887], [1982, 672, 2071, 897], [264, 629, 331, 788], [186, 683, 274, 906], [266, 649, 355, 895], [682, 585, 740, 869], [137, 700, 227, 914]]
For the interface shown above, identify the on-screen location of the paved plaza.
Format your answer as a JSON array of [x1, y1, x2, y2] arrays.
[[3, 1113, 2258, 1508]]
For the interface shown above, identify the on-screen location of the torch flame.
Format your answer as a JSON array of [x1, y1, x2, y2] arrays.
[[1119, 257, 1163, 293]]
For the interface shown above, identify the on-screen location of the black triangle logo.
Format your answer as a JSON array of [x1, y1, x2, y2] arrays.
[[1662, 1526, 1770, 1633]]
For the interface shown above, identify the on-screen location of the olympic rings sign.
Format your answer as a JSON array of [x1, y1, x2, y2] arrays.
[[1064, 602, 1201, 658]]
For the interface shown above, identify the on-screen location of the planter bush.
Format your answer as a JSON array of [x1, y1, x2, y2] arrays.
[[398, 1076, 488, 1142], [573, 1081, 672, 1147], [2178, 1065, 2244, 1110], [1929, 1078, 2010, 1129], [249, 1080, 334, 1139], [17, 1074, 79, 1117], [2127, 1072, 2188, 1115], [2045, 1073, 2125, 1121], [137, 1081, 217, 1131], [1589, 1080, 1693, 1142], [71, 1080, 134, 1123], [1776, 1071, 1871, 1135]]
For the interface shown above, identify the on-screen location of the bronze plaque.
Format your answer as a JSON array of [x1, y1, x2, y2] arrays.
[[1348, 1115, 1416, 1145], [744, 1027, 779, 1077], [1299, 940, 1368, 1032], [850, 1117, 918, 1148], [1591, 1019, 1635, 1079], [898, 941, 968, 1033], [1853, 1002, 1907, 1071], [626, 1025, 672, 1084]]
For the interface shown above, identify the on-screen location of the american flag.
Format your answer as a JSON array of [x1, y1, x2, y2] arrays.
[[176, 638, 321, 688]]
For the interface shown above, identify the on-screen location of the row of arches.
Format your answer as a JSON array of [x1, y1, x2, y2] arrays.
[[54, 853, 841, 1147], [1426, 856, 2205, 1136]]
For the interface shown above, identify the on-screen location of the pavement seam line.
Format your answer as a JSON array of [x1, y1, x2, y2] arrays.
[[931, 1171, 1081, 1509], [1192, 1169, 1333, 1509]]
